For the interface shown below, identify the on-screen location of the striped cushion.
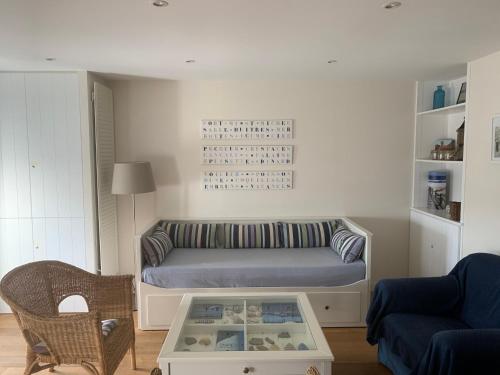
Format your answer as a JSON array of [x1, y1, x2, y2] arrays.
[[330, 225, 365, 263], [280, 222, 336, 248], [224, 223, 281, 248], [162, 222, 217, 248], [101, 319, 119, 336], [142, 226, 173, 267]]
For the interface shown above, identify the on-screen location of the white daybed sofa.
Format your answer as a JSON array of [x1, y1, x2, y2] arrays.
[[134, 217, 372, 330]]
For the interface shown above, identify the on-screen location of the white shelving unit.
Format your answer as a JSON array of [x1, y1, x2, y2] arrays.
[[410, 71, 468, 277]]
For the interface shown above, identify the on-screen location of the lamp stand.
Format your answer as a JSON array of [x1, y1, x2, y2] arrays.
[[132, 193, 137, 309], [132, 193, 137, 235]]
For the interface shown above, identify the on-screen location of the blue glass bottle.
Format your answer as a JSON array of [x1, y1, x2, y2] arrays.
[[433, 85, 445, 109]]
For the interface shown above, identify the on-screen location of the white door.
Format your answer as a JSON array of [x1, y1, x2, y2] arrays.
[[0, 72, 91, 313], [93, 82, 119, 275], [0, 73, 33, 313], [25, 73, 84, 219], [0, 218, 34, 312], [0, 73, 31, 219], [409, 210, 461, 277]]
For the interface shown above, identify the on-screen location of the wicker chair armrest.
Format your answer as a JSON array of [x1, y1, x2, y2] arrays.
[[18, 311, 103, 362], [94, 275, 134, 320]]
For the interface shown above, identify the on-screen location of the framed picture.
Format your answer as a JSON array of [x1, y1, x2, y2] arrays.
[[492, 116, 500, 162], [456, 82, 467, 104]]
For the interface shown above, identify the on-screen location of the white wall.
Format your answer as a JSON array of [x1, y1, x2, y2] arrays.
[[110, 79, 415, 286], [462, 51, 500, 256]]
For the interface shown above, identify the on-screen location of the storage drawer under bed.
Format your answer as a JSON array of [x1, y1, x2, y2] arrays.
[[144, 291, 363, 328]]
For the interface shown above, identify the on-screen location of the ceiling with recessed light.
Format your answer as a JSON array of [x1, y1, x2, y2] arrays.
[[1, 0, 500, 80]]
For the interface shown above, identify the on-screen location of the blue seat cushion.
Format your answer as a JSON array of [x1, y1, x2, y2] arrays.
[[380, 313, 469, 370]]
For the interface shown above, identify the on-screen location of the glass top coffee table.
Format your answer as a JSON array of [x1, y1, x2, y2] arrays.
[[158, 292, 333, 375]]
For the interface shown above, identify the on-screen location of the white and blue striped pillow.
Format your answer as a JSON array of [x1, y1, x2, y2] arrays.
[[101, 319, 119, 337], [162, 222, 217, 248], [142, 226, 173, 267], [280, 222, 336, 248], [224, 223, 281, 248], [330, 225, 365, 263]]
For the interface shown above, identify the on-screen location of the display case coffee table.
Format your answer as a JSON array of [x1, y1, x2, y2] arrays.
[[158, 292, 334, 375]]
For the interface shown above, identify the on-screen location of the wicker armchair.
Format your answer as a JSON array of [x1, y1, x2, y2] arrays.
[[0, 261, 136, 375]]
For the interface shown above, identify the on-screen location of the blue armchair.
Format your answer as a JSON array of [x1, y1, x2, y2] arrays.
[[366, 253, 500, 375]]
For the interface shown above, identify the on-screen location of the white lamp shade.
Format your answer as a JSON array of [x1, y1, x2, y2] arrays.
[[111, 162, 156, 195]]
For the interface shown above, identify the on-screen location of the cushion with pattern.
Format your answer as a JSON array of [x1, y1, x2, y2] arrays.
[[162, 222, 217, 248], [142, 226, 173, 266], [330, 225, 365, 263], [280, 221, 337, 248], [224, 223, 281, 248]]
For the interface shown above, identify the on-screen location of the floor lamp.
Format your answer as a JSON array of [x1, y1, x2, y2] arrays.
[[111, 161, 156, 276]]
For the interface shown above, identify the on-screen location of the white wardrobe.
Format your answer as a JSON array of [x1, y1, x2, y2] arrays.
[[0, 72, 99, 312]]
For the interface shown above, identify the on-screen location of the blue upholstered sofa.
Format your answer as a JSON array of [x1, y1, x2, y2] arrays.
[[366, 253, 500, 375]]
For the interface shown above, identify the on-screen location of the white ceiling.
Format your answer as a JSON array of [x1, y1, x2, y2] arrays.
[[1, 0, 500, 80]]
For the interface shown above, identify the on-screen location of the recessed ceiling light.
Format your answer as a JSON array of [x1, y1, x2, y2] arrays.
[[45, 57, 56, 61], [153, 0, 168, 7], [185, 59, 196, 63], [327, 59, 337, 64], [384, 1, 402, 9]]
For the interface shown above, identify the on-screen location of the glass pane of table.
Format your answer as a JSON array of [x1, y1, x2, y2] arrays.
[[174, 296, 317, 352]]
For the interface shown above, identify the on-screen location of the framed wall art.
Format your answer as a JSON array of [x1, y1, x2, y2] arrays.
[[202, 171, 293, 191], [201, 119, 294, 140], [201, 145, 293, 165], [492, 115, 500, 162], [456, 82, 467, 105]]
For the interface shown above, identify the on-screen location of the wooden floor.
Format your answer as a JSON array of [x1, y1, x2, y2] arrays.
[[0, 313, 390, 375]]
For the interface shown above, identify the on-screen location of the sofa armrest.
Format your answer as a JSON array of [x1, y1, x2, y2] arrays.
[[414, 329, 500, 375], [366, 276, 460, 344]]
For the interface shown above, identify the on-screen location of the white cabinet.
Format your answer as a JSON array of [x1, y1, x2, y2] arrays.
[[0, 72, 96, 312], [409, 210, 461, 277]]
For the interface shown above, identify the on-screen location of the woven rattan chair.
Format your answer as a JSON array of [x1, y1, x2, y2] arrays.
[[0, 261, 136, 375]]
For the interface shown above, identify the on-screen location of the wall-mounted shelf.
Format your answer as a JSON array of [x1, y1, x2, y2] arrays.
[[411, 207, 463, 227], [415, 159, 463, 165], [417, 103, 466, 116]]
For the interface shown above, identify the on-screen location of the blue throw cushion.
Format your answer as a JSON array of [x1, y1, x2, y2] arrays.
[[330, 225, 365, 263], [224, 223, 281, 248], [279, 221, 336, 248], [142, 226, 173, 267], [162, 222, 217, 248]]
